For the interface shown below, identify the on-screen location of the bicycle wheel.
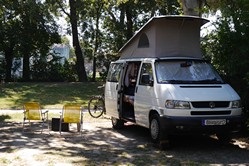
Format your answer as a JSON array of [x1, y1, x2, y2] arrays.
[[88, 96, 105, 118]]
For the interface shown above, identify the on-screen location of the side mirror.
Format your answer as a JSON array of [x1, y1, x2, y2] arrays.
[[141, 73, 153, 86]]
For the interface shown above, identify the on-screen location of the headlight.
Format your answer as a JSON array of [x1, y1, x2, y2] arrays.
[[231, 100, 241, 108], [165, 100, 190, 109]]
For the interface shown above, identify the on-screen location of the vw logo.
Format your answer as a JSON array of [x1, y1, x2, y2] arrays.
[[209, 101, 215, 108]]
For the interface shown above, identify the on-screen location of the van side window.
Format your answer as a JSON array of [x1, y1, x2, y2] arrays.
[[139, 63, 153, 85], [106, 63, 123, 82]]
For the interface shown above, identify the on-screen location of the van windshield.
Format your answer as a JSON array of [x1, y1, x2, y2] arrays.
[[155, 60, 224, 84]]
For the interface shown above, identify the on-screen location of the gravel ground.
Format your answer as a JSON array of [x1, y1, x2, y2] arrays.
[[0, 110, 249, 166]]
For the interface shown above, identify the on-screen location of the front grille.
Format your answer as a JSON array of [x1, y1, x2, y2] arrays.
[[191, 101, 230, 108], [191, 111, 231, 115]]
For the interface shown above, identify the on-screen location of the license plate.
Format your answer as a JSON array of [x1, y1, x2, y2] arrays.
[[203, 119, 226, 126]]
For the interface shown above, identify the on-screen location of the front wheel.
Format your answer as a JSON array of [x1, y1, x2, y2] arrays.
[[88, 96, 105, 118], [150, 114, 161, 143], [216, 133, 231, 144], [150, 114, 170, 149]]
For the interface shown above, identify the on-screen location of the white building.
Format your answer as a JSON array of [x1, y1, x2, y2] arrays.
[[11, 44, 70, 78], [51, 44, 70, 64]]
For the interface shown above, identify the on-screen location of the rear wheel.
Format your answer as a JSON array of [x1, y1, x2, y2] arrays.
[[111, 117, 124, 129], [88, 96, 105, 118]]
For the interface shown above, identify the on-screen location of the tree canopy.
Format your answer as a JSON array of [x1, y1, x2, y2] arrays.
[[0, 0, 248, 125], [0, 0, 60, 82], [202, 0, 249, 115]]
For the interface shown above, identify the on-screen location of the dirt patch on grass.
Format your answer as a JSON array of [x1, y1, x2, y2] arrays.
[[0, 114, 249, 166]]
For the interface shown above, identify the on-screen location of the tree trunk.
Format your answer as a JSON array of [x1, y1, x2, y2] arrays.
[[69, 0, 87, 82], [92, 21, 98, 82], [4, 47, 13, 82], [125, 5, 133, 40], [22, 50, 30, 81]]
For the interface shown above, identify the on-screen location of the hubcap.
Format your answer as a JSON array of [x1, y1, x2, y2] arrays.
[[150, 119, 159, 140]]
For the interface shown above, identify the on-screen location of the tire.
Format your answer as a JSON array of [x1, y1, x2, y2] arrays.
[[150, 114, 161, 143], [150, 114, 170, 149], [111, 117, 124, 129], [216, 133, 231, 144], [88, 96, 105, 118]]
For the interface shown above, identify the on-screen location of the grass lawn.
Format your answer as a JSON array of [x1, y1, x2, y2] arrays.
[[0, 82, 104, 110]]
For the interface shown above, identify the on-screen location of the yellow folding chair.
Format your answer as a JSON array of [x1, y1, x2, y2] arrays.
[[60, 104, 83, 135], [23, 102, 49, 133]]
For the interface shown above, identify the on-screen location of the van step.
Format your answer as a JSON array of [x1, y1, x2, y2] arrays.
[[123, 116, 135, 122]]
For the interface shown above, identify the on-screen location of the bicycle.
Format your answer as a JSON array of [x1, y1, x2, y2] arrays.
[[88, 85, 106, 118]]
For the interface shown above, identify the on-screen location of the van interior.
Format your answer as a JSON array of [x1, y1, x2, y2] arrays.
[[121, 62, 141, 121]]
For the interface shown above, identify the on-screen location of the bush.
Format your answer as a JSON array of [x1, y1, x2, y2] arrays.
[[31, 54, 77, 82]]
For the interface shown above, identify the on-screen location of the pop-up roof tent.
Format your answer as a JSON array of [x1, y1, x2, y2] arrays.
[[119, 15, 209, 59]]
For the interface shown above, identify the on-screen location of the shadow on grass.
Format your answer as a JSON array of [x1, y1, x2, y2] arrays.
[[0, 121, 178, 165], [0, 119, 249, 165], [0, 115, 11, 122]]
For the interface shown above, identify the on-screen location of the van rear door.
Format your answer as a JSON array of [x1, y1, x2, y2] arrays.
[[105, 62, 126, 118]]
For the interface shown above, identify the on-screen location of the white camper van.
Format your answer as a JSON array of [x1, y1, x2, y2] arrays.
[[104, 16, 242, 145]]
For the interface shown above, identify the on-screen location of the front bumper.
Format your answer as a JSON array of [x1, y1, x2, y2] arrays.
[[159, 115, 242, 135]]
